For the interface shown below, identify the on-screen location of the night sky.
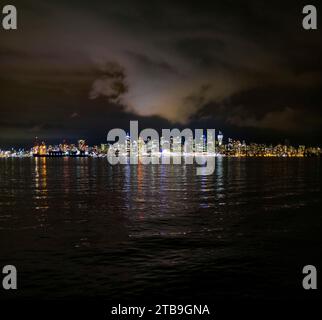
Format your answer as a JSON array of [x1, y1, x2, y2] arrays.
[[1, 0, 321, 147]]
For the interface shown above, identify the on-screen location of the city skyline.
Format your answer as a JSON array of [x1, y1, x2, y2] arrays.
[[1, 130, 320, 158], [0, 125, 321, 150]]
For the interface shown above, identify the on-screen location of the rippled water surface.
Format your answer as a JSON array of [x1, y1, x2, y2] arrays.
[[0, 158, 321, 300]]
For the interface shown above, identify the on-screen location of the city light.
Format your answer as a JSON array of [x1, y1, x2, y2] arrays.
[[0, 131, 321, 158]]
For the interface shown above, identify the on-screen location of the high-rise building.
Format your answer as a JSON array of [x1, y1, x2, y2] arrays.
[[195, 134, 204, 153], [172, 136, 182, 153], [126, 134, 131, 154], [138, 137, 146, 155], [151, 139, 159, 154], [160, 136, 170, 153], [218, 131, 223, 146], [207, 130, 216, 154], [184, 136, 194, 154], [101, 144, 108, 152], [78, 140, 86, 152], [39, 141, 47, 155], [131, 140, 138, 155]]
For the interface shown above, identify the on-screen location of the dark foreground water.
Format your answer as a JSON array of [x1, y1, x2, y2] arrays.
[[0, 158, 321, 301]]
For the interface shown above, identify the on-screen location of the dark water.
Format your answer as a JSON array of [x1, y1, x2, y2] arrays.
[[0, 158, 321, 301]]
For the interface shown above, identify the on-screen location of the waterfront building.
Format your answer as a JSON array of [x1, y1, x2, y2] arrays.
[[138, 137, 146, 155], [207, 130, 216, 154], [218, 131, 223, 146], [172, 135, 182, 154], [195, 133, 205, 153]]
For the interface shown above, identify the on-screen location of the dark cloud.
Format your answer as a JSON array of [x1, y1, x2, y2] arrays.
[[126, 51, 180, 76], [89, 61, 128, 102], [190, 84, 322, 144], [0, 0, 321, 147]]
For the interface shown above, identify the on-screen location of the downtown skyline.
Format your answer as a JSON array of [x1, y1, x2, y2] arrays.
[[1, 131, 320, 158]]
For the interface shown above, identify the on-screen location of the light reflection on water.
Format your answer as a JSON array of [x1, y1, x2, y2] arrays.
[[0, 157, 321, 300]]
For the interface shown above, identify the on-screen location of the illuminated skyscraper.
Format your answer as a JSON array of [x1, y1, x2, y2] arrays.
[[131, 140, 138, 155], [138, 137, 146, 155], [218, 131, 223, 146], [39, 141, 47, 155], [160, 136, 170, 153], [195, 133, 205, 153], [126, 133, 131, 154], [151, 139, 159, 154], [101, 144, 108, 152], [172, 136, 182, 153], [184, 135, 194, 154], [207, 130, 216, 154]]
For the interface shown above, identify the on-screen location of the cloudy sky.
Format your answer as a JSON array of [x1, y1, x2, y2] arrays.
[[1, 0, 321, 147]]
